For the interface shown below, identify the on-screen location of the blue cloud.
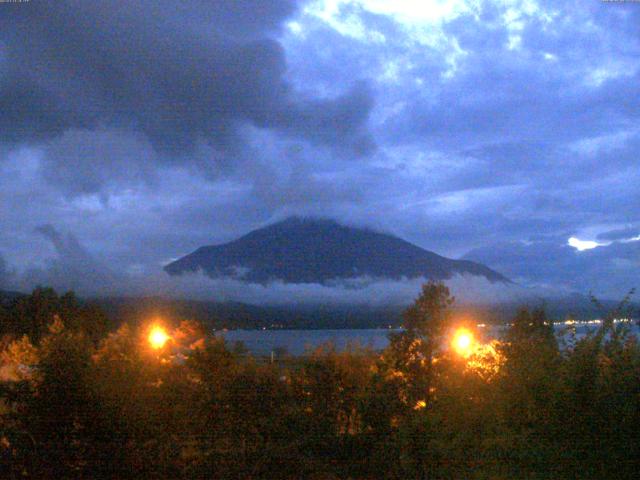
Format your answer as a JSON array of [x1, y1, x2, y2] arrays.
[[0, 0, 638, 299]]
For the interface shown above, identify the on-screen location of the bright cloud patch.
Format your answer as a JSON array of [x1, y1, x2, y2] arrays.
[[344, 0, 471, 24], [1, 0, 640, 300], [568, 237, 605, 252]]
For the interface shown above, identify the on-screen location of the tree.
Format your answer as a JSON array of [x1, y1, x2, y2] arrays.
[[19, 317, 97, 477], [495, 307, 563, 477], [3, 288, 108, 344], [368, 282, 456, 479], [390, 281, 455, 407]]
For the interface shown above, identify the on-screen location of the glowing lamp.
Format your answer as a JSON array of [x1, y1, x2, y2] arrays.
[[148, 326, 169, 350], [452, 328, 474, 357]]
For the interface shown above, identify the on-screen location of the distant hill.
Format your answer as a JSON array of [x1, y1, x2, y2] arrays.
[[164, 217, 510, 285], [0, 289, 25, 306], [95, 296, 404, 330], [88, 294, 640, 330], [3, 289, 636, 331]]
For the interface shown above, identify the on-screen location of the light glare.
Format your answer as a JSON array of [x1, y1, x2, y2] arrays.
[[149, 326, 169, 350], [452, 328, 473, 357]]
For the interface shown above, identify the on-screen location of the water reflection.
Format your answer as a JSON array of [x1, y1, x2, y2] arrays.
[[215, 320, 639, 356]]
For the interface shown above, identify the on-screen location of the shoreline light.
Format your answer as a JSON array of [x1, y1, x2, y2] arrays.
[[452, 328, 474, 357], [149, 326, 170, 350]]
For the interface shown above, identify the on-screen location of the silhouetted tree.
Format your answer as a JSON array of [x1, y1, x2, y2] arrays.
[[3, 288, 108, 344], [394, 281, 454, 407]]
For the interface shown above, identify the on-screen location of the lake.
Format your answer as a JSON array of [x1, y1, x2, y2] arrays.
[[215, 320, 639, 356]]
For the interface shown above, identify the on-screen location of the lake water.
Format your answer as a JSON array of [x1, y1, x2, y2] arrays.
[[215, 321, 639, 356]]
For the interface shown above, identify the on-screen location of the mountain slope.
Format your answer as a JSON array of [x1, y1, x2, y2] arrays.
[[164, 217, 510, 284]]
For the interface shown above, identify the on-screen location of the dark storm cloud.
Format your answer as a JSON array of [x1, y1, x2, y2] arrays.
[[1, 0, 639, 300], [0, 0, 373, 163], [263, 81, 376, 156], [42, 128, 158, 196]]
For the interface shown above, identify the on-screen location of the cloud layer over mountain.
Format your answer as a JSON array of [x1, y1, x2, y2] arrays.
[[1, 0, 638, 299]]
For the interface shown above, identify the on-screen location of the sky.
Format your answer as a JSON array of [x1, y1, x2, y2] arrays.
[[0, 0, 638, 301]]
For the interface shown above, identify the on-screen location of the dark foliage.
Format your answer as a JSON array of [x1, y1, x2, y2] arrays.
[[1, 285, 638, 479]]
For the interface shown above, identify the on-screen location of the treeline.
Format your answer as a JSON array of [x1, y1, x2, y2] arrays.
[[95, 295, 407, 330], [1, 284, 639, 479]]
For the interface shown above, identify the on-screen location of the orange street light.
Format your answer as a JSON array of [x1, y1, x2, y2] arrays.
[[452, 328, 474, 357], [148, 326, 170, 350]]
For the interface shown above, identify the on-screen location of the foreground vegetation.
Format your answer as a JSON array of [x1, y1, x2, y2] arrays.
[[1, 285, 639, 479]]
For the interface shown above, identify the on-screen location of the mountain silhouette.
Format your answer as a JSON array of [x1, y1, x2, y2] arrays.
[[164, 217, 510, 285]]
